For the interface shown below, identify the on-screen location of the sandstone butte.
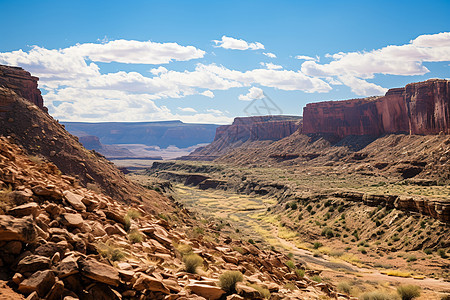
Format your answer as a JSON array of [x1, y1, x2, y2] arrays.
[[302, 79, 450, 138]]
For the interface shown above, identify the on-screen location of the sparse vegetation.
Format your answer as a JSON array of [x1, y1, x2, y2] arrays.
[[128, 229, 143, 243], [183, 254, 203, 274], [337, 281, 351, 294], [311, 275, 322, 283], [248, 284, 270, 298], [219, 271, 244, 294], [397, 285, 420, 300], [360, 291, 397, 300]]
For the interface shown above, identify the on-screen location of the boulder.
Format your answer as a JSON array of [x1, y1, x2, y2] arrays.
[[8, 202, 40, 218], [60, 213, 83, 229], [0, 215, 36, 243], [63, 191, 86, 211], [16, 255, 51, 273], [57, 255, 79, 279], [46, 280, 64, 300], [78, 257, 120, 286], [187, 283, 225, 300], [132, 273, 170, 294], [18, 270, 55, 297]]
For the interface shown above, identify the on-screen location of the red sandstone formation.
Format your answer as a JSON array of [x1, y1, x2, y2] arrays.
[[214, 116, 301, 143], [302, 79, 450, 138], [0, 65, 44, 110], [184, 116, 301, 160]]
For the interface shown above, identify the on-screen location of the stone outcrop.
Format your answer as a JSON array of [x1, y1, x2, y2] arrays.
[[302, 79, 450, 139], [184, 116, 301, 160], [0, 65, 44, 110]]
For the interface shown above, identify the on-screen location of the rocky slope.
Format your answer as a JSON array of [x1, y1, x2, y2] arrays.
[[0, 65, 44, 111], [0, 65, 168, 206], [302, 79, 450, 139], [0, 136, 341, 300], [184, 116, 301, 161]]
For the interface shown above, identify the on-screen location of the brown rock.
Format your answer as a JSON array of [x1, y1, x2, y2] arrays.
[[34, 242, 66, 257], [187, 283, 225, 300], [0, 215, 36, 243], [132, 273, 170, 294], [60, 213, 83, 229], [78, 257, 120, 286], [12, 272, 24, 284], [57, 255, 79, 279], [16, 255, 51, 273], [32, 185, 62, 200], [18, 270, 55, 297], [63, 191, 86, 211], [8, 203, 40, 218], [235, 283, 261, 298], [3, 240, 22, 254], [46, 280, 64, 300]]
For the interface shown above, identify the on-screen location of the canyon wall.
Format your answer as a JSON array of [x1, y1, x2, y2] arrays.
[[214, 116, 301, 142], [302, 79, 450, 138], [0, 65, 44, 110]]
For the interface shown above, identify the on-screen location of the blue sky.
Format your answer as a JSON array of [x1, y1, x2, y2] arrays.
[[0, 0, 449, 124]]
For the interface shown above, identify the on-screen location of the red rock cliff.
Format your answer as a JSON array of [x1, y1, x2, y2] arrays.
[[214, 116, 301, 142], [302, 79, 450, 138], [0, 65, 44, 110]]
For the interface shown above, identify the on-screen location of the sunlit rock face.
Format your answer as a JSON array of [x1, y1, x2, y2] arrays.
[[302, 79, 450, 138]]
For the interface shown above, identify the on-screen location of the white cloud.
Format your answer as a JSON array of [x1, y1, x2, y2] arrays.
[[300, 32, 450, 95], [295, 55, 317, 61], [206, 109, 223, 114], [213, 36, 264, 50], [301, 32, 450, 79], [150, 66, 168, 75], [201, 90, 215, 98], [238, 86, 265, 101], [202, 64, 331, 92], [263, 52, 276, 58], [337, 75, 387, 96], [178, 107, 197, 113], [65, 39, 205, 64], [260, 62, 283, 70]]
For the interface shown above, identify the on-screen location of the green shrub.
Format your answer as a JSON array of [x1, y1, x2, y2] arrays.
[[423, 248, 432, 255], [183, 254, 203, 274], [295, 268, 305, 278], [337, 281, 351, 294], [406, 255, 417, 262], [397, 285, 420, 300], [248, 239, 255, 244], [126, 209, 141, 219], [97, 243, 126, 262], [219, 271, 244, 294], [285, 260, 295, 269], [437, 248, 447, 258], [128, 230, 143, 243], [313, 242, 323, 249], [321, 227, 334, 238], [248, 284, 270, 299], [311, 275, 321, 283], [291, 203, 298, 210], [360, 291, 397, 300], [177, 244, 193, 256]]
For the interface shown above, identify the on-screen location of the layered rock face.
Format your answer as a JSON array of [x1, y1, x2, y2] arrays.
[[184, 116, 301, 160], [302, 79, 450, 138], [0, 65, 44, 110], [214, 116, 301, 142]]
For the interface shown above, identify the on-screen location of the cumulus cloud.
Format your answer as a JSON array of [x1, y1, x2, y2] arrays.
[[178, 107, 197, 113], [66, 39, 205, 64], [263, 52, 277, 58], [301, 32, 450, 79], [295, 55, 318, 61], [213, 36, 264, 50], [202, 64, 331, 92], [260, 62, 283, 70], [238, 86, 265, 101], [200, 90, 215, 98], [300, 32, 450, 95]]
